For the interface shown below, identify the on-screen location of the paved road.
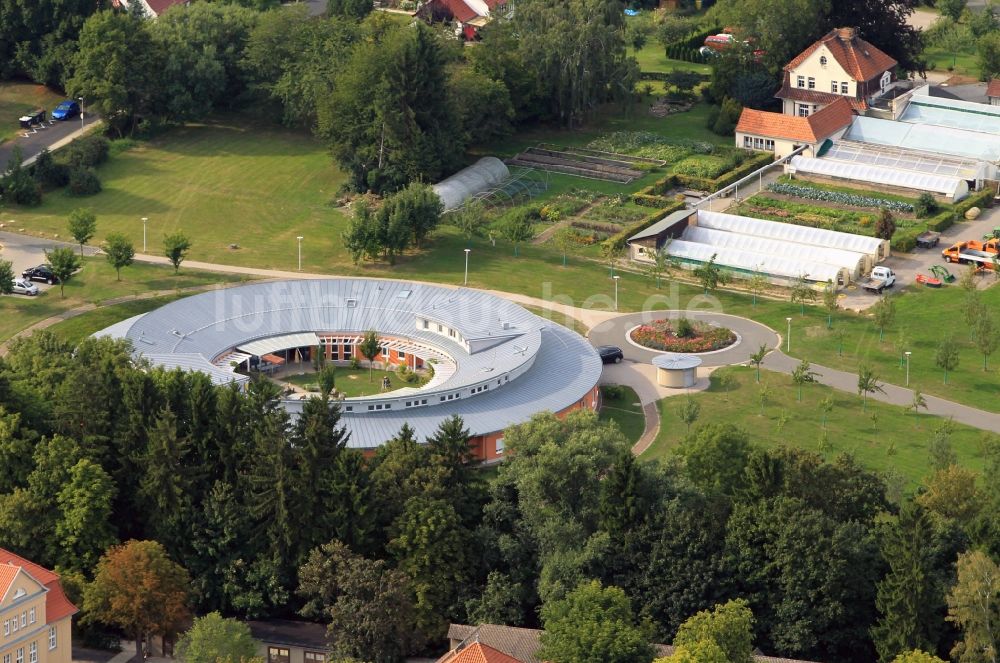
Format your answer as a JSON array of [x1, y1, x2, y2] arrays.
[[0, 113, 101, 170]]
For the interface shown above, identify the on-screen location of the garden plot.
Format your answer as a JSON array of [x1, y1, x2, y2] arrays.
[[507, 146, 647, 183], [587, 131, 757, 181]]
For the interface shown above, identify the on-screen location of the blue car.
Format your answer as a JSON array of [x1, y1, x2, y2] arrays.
[[51, 100, 80, 120]]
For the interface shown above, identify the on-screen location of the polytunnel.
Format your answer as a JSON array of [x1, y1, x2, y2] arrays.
[[432, 157, 510, 212], [788, 155, 968, 202], [695, 211, 889, 261], [682, 226, 869, 278], [665, 238, 850, 286]]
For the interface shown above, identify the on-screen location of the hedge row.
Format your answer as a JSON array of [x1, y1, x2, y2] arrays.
[[638, 71, 710, 83], [604, 199, 686, 250], [925, 187, 995, 233], [891, 228, 922, 253], [664, 45, 710, 64], [674, 151, 775, 192]]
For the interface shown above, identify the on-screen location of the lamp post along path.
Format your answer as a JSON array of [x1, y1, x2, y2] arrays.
[[786, 317, 792, 352], [464, 248, 471, 286], [297, 236, 304, 272], [141, 217, 148, 253]]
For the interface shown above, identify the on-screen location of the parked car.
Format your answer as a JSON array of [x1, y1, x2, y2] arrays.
[[597, 345, 624, 364], [21, 264, 58, 284], [10, 278, 39, 296], [52, 100, 80, 121]]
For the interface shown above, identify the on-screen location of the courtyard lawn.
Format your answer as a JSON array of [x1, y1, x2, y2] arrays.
[[643, 366, 992, 489], [0, 81, 65, 144], [282, 366, 427, 398], [0, 257, 249, 343], [923, 43, 981, 80], [599, 385, 646, 445], [632, 45, 711, 77]]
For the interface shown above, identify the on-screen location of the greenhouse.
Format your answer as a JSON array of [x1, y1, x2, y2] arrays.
[[682, 225, 869, 278], [844, 115, 1000, 166], [901, 94, 1000, 136], [695, 210, 889, 262], [432, 157, 510, 212], [788, 155, 969, 202], [822, 141, 986, 182], [665, 238, 850, 286]]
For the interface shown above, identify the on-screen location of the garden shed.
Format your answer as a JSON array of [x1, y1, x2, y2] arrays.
[[787, 155, 969, 202], [432, 157, 510, 212]]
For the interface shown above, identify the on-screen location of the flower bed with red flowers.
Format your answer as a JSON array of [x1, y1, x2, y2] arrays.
[[629, 318, 736, 353]]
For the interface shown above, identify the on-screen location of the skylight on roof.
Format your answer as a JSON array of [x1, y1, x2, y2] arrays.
[[397, 290, 411, 299]]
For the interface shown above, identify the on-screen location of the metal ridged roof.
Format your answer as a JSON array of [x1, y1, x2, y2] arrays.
[[98, 279, 602, 448]]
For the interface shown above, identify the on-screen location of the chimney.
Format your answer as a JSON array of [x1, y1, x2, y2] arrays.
[[837, 27, 856, 41]]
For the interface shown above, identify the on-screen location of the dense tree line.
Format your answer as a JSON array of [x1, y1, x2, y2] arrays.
[[1, 333, 1000, 661]]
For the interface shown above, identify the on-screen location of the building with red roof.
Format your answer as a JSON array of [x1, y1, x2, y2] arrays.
[[418, 0, 507, 40], [735, 97, 854, 159], [110, 0, 188, 18], [0, 549, 77, 663], [777, 28, 897, 117]]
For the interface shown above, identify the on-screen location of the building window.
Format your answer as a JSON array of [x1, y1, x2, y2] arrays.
[[831, 81, 838, 93], [820, 55, 827, 66], [4, 619, 9, 636], [765, 139, 775, 150], [796, 75, 805, 88], [422, 319, 429, 329], [16, 648, 23, 663], [397, 350, 406, 360], [841, 81, 848, 94], [28, 608, 34, 624], [4, 654, 10, 663], [267, 648, 290, 663], [496, 438, 505, 455], [743, 136, 752, 148], [29, 642, 36, 663], [20, 613, 25, 628], [807, 77, 815, 89], [48, 627, 56, 651], [305, 653, 326, 663], [12, 616, 18, 633], [797, 104, 810, 117]]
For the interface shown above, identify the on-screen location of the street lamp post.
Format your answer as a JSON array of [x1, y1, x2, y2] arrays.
[[141, 217, 147, 253], [297, 236, 304, 272], [905, 351, 912, 387], [785, 317, 792, 352], [613, 275, 621, 311], [78, 97, 84, 131], [463, 248, 471, 286]]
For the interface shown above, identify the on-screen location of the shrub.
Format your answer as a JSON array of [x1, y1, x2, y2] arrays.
[[768, 182, 914, 213], [68, 167, 102, 196], [676, 317, 695, 338], [602, 385, 624, 399], [892, 228, 922, 253], [66, 135, 111, 169], [914, 192, 937, 218], [31, 149, 70, 188]]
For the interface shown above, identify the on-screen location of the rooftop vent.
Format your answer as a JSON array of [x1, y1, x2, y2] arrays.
[[397, 290, 411, 299], [346, 298, 358, 308], [501, 321, 513, 330]]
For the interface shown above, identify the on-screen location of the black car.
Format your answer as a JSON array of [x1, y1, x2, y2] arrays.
[[597, 345, 624, 364], [21, 264, 58, 284]]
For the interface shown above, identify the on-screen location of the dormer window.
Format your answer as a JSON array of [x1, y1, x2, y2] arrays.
[[820, 55, 827, 66]]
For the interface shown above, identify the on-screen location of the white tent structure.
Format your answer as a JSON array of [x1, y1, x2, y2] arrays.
[[432, 157, 510, 212], [695, 210, 889, 262], [682, 225, 868, 278], [788, 155, 968, 202], [665, 238, 850, 286]]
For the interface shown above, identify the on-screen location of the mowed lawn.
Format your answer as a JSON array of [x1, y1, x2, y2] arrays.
[[2, 118, 350, 272], [598, 385, 646, 445], [0, 81, 65, 144], [644, 366, 993, 489], [0, 258, 249, 343]]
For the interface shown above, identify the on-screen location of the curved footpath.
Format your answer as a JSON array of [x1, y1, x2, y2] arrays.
[[3, 230, 999, 439]]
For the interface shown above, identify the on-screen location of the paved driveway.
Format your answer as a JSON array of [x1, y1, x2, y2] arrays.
[[0, 113, 100, 170]]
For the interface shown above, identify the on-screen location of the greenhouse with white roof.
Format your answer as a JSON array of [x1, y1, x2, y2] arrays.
[[788, 155, 969, 202], [627, 210, 888, 287]]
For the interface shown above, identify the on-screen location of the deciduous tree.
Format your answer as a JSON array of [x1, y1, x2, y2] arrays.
[[673, 600, 754, 663], [44, 247, 81, 297], [103, 233, 135, 281], [946, 550, 1000, 663], [175, 612, 258, 663], [163, 232, 192, 273], [68, 208, 97, 257]]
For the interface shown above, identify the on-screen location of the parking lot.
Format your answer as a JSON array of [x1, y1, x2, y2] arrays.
[[0, 111, 100, 169]]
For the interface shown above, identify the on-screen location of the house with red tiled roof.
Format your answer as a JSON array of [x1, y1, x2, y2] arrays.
[[777, 27, 897, 117], [418, 0, 507, 40], [110, 0, 187, 18], [735, 97, 853, 159], [0, 549, 78, 663]]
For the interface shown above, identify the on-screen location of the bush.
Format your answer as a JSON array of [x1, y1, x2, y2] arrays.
[[31, 149, 70, 188], [68, 167, 102, 196], [66, 135, 110, 169], [914, 192, 937, 218], [676, 317, 695, 338], [892, 228, 922, 253], [1, 175, 42, 206], [602, 385, 624, 400], [768, 182, 914, 213]]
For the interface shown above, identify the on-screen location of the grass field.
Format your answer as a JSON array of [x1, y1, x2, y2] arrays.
[[0, 257, 249, 342], [923, 43, 980, 80], [598, 385, 646, 445], [1, 117, 346, 271], [282, 366, 427, 398], [643, 367, 993, 488], [0, 81, 64, 144]]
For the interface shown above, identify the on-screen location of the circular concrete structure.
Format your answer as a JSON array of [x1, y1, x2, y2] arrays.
[[652, 353, 702, 388], [95, 279, 602, 461]]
